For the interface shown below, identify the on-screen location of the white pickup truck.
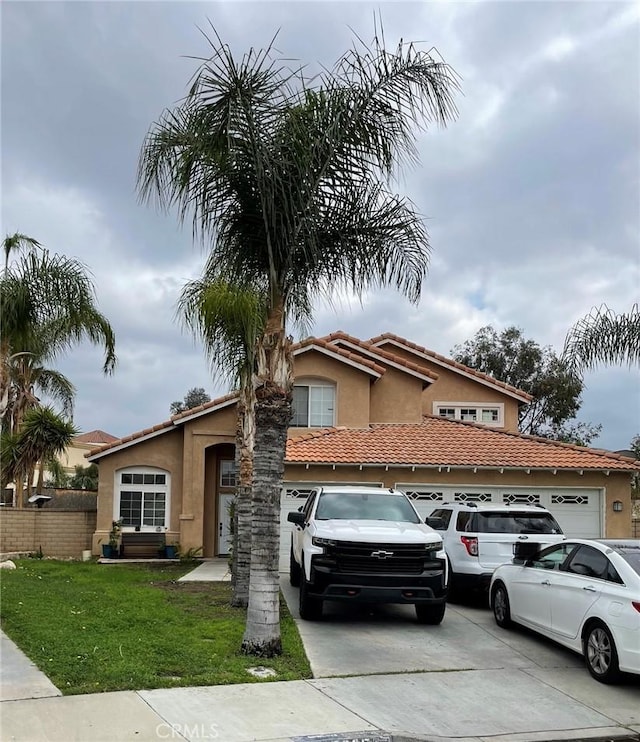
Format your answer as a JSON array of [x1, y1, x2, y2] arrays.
[[287, 486, 448, 623]]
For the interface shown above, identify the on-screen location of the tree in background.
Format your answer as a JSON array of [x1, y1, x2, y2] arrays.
[[139, 27, 459, 655], [451, 326, 601, 445], [563, 304, 640, 373], [69, 464, 99, 491], [179, 274, 268, 608], [169, 387, 211, 415]]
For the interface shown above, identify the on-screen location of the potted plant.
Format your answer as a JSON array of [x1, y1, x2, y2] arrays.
[[103, 519, 122, 558], [164, 542, 178, 559]]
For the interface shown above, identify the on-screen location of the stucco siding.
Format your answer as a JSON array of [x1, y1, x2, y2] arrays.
[[369, 368, 423, 424], [92, 428, 184, 553], [291, 351, 371, 430]]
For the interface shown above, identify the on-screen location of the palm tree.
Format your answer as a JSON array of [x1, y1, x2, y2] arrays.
[[1, 406, 78, 504], [138, 28, 459, 655], [563, 304, 640, 373], [2, 351, 75, 434], [179, 271, 268, 608], [0, 248, 116, 427]]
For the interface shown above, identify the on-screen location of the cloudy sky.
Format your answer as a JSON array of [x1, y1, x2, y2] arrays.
[[2, 1, 639, 451]]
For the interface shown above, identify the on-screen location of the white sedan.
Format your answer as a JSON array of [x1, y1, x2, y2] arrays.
[[490, 539, 640, 684]]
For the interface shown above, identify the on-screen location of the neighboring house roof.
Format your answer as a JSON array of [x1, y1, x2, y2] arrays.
[[87, 392, 239, 461], [285, 416, 640, 473], [321, 331, 438, 384], [74, 430, 118, 445], [369, 332, 533, 403]]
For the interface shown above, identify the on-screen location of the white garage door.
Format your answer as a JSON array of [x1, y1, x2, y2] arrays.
[[395, 484, 603, 539]]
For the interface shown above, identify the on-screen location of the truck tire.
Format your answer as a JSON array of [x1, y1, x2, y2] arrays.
[[299, 577, 323, 620], [289, 544, 301, 587], [415, 602, 446, 625]]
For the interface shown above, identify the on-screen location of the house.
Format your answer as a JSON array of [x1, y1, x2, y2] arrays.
[[57, 430, 118, 478], [87, 331, 640, 567]]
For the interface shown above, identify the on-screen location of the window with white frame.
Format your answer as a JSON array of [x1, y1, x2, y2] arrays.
[[292, 382, 335, 427], [116, 468, 169, 530], [434, 402, 503, 427], [220, 460, 237, 488]]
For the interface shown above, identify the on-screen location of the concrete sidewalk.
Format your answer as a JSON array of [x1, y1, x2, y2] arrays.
[[1, 561, 638, 742]]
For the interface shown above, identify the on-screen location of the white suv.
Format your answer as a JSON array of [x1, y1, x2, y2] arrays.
[[426, 502, 565, 594], [288, 486, 448, 623]]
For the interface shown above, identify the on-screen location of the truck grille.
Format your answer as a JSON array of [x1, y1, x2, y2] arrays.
[[328, 541, 439, 575]]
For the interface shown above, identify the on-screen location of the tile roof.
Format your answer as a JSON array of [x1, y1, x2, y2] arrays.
[[87, 392, 239, 459], [291, 337, 385, 376], [285, 416, 640, 471], [369, 332, 532, 402], [321, 331, 438, 382], [74, 430, 118, 444]]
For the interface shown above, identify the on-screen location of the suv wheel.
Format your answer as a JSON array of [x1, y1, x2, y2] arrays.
[[491, 582, 512, 628], [289, 544, 301, 587], [299, 577, 323, 620], [415, 602, 446, 625], [584, 621, 621, 684]]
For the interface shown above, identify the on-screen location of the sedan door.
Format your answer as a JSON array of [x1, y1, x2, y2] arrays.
[[549, 545, 606, 640], [508, 543, 577, 630]]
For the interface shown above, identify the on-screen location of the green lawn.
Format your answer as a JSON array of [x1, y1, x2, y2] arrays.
[[0, 559, 311, 695]]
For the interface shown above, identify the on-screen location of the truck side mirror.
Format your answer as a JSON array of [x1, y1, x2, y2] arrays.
[[287, 511, 305, 526]]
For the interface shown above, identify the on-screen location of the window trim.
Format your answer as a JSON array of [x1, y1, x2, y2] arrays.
[[291, 380, 336, 428], [114, 466, 170, 532], [432, 401, 504, 427]]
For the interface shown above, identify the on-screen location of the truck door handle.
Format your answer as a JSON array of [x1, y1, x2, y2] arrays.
[[219, 523, 223, 536]]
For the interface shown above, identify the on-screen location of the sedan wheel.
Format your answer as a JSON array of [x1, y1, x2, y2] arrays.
[[584, 622, 621, 684], [492, 582, 512, 628]]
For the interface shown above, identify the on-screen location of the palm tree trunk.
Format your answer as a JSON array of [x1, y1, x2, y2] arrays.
[[231, 385, 255, 608], [241, 306, 292, 657]]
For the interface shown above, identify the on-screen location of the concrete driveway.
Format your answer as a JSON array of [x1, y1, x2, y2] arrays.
[[280, 577, 640, 740]]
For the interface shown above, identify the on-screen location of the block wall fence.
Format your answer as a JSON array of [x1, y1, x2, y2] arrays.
[[0, 510, 97, 558]]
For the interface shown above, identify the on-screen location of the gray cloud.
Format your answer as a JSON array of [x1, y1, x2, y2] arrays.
[[2, 1, 638, 449]]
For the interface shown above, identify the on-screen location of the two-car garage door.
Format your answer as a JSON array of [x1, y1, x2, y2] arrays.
[[394, 484, 603, 540], [279, 482, 603, 571]]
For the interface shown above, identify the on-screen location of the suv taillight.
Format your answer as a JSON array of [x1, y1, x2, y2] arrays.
[[632, 601, 640, 614], [461, 536, 478, 557]]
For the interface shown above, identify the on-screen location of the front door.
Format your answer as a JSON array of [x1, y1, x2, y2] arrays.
[[217, 493, 234, 555]]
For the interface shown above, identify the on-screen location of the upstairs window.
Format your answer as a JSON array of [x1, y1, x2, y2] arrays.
[[292, 383, 335, 427], [434, 402, 503, 427]]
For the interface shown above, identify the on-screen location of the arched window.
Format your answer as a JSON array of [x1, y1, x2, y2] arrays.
[[292, 381, 335, 427], [115, 466, 170, 531]]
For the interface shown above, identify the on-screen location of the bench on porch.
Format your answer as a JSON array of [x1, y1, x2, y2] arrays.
[[120, 531, 166, 558]]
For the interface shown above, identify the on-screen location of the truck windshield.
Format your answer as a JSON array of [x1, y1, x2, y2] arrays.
[[315, 492, 420, 523]]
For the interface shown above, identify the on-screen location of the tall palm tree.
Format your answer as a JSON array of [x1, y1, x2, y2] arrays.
[[178, 272, 268, 608], [2, 351, 75, 434], [0, 248, 116, 426], [563, 304, 640, 373], [139, 28, 459, 655]]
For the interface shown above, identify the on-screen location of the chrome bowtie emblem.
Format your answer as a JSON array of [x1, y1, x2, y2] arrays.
[[371, 550, 394, 559]]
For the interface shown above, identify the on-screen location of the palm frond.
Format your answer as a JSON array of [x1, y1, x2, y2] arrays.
[[563, 304, 640, 372]]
